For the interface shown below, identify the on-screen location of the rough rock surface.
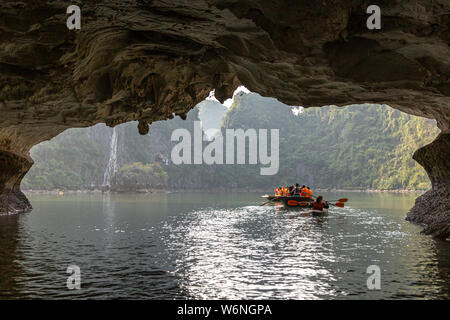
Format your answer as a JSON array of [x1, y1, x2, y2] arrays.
[[0, 150, 33, 214], [406, 133, 450, 238], [0, 1, 449, 237]]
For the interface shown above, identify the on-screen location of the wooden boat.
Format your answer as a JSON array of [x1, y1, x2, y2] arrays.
[[262, 195, 313, 203], [281, 197, 314, 209], [261, 194, 314, 209], [262, 194, 343, 216]]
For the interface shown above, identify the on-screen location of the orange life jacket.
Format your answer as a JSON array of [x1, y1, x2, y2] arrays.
[[303, 188, 313, 198], [313, 202, 324, 210], [301, 188, 307, 197]]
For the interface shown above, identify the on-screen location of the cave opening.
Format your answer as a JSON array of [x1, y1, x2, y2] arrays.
[[18, 88, 446, 238], [1, 0, 450, 301]]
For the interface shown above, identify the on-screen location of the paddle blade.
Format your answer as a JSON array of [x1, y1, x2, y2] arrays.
[[337, 198, 348, 203], [334, 202, 345, 208]]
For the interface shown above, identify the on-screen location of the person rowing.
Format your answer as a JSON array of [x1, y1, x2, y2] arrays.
[[310, 195, 329, 211]]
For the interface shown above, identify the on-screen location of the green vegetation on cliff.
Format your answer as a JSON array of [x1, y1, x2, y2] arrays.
[[22, 93, 439, 191], [220, 94, 438, 189], [22, 130, 106, 190], [111, 162, 168, 192]]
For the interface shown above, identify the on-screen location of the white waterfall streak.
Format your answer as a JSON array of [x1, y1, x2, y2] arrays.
[[103, 127, 119, 187]]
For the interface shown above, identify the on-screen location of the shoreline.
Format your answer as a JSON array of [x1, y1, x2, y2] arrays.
[[23, 188, 428, 195]]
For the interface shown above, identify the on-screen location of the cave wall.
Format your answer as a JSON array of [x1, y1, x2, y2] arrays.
[[0, 0, 449, 236], [406, 132, 450, 238]]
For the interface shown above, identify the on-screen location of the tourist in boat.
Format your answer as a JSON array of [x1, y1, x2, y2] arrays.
[[289, 185, 295, 196], [303, 186, 313, 198], [300, 185, 307, 197], [310, 196, 329, 211], [293, 184, 302, 196], [275, 186, 282, 196]]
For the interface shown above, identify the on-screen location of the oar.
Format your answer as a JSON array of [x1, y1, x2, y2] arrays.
[[309, 195, 348, 203], [330, 202, 345, 208], [260, 201, 272, 206], [287, 200, 311, 207], [329, 198, 348, 203]]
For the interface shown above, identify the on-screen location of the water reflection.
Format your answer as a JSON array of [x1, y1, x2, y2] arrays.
[[0, 215, 26, 299], [162, 206, 338, 299], [0, 192, 448, 299], [434, 240, 450, 298]]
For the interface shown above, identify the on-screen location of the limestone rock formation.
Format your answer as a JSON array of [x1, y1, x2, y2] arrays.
[[406, 132, 450, 238], [0, 1, 449, 237]]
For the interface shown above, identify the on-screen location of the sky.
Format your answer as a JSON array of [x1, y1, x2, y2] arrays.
[[206, 86, 251, 108], [205, 85, 304, 115]]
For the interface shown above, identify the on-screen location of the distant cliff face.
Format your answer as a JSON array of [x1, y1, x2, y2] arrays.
[[0, 1, 449, 237], [23, 106, 201, 189], [222, 93, 440, 190], [23, 94, 439, 193], [111, 162, 169, 192]]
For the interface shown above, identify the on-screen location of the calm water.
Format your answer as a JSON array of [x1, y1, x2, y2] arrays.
[[0, 192, 448, 300]]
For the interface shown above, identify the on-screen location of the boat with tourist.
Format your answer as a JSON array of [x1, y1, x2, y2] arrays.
[[261, 185, 347, 213]]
